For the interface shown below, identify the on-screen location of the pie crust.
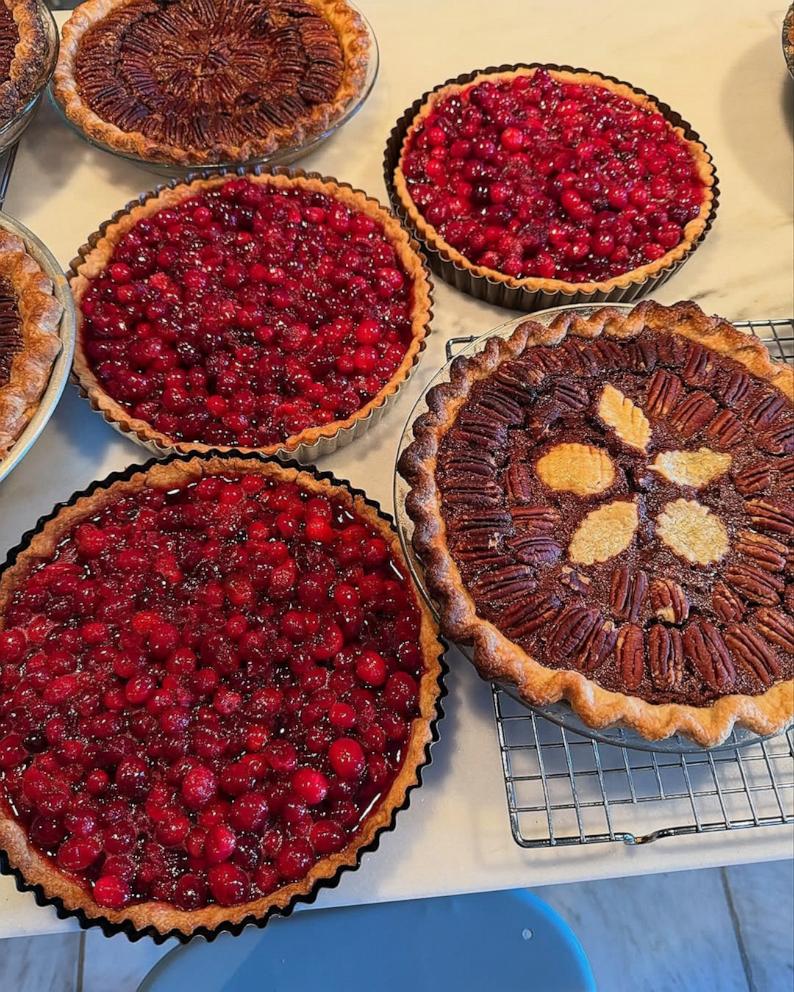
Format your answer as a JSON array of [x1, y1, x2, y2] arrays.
[[393, 68, 717, 297], [53, 0, 370, 166], [399, 301, 793, 746], [0, 454, 444, 937], [0, 0, 47, 124], [70, 172, 432, 458], [0, 229, 62, 459]]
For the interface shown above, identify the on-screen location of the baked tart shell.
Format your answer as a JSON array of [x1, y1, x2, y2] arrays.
[[0, 451, 446, 941], [384, 63, 720, 312], [69, 168, 434, 464]]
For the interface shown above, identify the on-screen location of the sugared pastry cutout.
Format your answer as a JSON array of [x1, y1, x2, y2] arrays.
[[655, 498, 729, 565], [569, 500, 638, 565], [535, 442, 615, 496], [649, 448, 732, 489], [597, 384, 651, 452]]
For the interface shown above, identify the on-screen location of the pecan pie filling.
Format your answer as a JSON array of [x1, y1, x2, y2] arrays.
[[0, 277, 22, 387], [73, 0, 347, 151], [0, 5, 18, 84], [435, 330, 793, 705]]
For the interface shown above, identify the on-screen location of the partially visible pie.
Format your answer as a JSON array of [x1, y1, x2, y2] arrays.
[[53, 0, 370, 165], [0, 229, 62, 460], [399, 301, 793, 746], [0, 0, 47, 125], [0, 455, 442, 936]]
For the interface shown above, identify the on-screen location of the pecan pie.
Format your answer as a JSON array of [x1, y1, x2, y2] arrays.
[[53, 0, 370, 166], [393, 68, 716, 296], [70, 173, 431, 457], [0, 229, 62, 460], [0, 455, 442, 936], [400, 302, 794, 746], [0, 0, 47, 125]]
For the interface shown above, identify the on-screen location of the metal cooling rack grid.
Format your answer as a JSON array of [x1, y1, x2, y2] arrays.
[[483, 316, 794, 848]]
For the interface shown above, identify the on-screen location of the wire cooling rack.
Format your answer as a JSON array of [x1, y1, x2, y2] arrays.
[[0, 143, 18, 210]]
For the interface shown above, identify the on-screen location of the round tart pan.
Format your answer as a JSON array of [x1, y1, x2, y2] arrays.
[[48, 1, 378, 178], [68, 166, 434, 466], [0, 449, 448, 943], [383, 63, 720, 312], [0, 212, 76, 486], [393, 303, 791, 753]]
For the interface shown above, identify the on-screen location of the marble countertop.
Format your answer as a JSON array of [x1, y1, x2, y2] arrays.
[[1, 0, 792, 939]]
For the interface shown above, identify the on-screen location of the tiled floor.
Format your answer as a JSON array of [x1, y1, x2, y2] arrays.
[[1, 862, 792, 991]]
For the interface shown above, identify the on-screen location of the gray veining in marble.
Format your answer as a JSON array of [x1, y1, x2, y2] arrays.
[[0, 932, 81, 992]]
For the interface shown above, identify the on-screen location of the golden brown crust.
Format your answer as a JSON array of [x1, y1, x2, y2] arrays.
[[0, 228, 62, 459], [399, 301, 793, 747], [70, 173, 432, 459], [0, 0, 47, 123], [393, 68, 717, 297], [53, 0, 370, 166], [0, 455, 443, 936]]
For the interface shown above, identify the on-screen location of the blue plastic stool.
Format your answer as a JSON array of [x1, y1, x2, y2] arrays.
[[139, 889, 596, 992]]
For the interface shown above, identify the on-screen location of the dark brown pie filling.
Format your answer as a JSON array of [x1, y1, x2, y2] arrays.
[[0, 277, 22, 387], [0, 4, 18, 83], [435, 328, 794, 705], [73, 0, 346, 150]]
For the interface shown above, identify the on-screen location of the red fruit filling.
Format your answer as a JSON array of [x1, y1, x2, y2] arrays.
[[0, 472, 428, 911], [399, 68, 708, 283], [80, 178, 418, 447]]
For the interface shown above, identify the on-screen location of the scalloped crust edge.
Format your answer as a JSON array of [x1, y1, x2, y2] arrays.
[[69, 172, 433, 459], [0, 454, 444, 937], [398, 300, 793, 748]]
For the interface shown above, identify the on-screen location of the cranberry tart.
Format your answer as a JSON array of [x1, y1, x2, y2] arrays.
[[399, 302, 793, 746], [0, 454, 443, 938], [0, 228, 62, 460], [70, 172, 432, 459], [53, 0, 370, 166], [390, 66, 717, 309]]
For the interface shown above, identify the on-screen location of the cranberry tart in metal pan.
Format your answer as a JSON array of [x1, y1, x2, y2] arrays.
[[70, 172, 432, 461], [399, 301, 793, 747], [53, 0, 370, 166], [0, 454, 443, 939]]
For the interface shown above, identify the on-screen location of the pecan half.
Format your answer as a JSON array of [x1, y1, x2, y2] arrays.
[[757, 421, 794, 456], [472, 388, 524, 425], [547, 605, 602, 658], [780, 455, 794, 487], [574, 621, 618, 672], [734, 531, 787, 573], [456, 509, 511, 534], [508, 535, 563, 567], [625, 338, 657, 372], [470, 564, 537, 606], [745, 391, 788, 429], [724, 564, 784, 606], [510, 505, 560, 536], [551, 381, 590, 413], [560, 567, 591, 594], [500, 594, 560, 640], [649, 578, 690, 623], [506, 464, 534, 503], [724, 625, 781, 688], [646, 369, 683, 417], [616, 624, 645, 690], [705, 410, 744, 449], [712, 581, 746, 622], [682, 343, 714, 386], [720, 370, 752, 406], [442, 479, 503, 509], [683, 620, 736, 692], [610, 567, 649, 622], [669, 391, 718, 439], [745, 499, 794, 537], [753, 608, 794, 652], [732, 461, 772, 497], [456, 411, 508, 445], [648, 624, 684, 690]]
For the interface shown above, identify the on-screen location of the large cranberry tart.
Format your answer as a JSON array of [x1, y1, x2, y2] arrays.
[[70, 173, 431, 458], [0, 0, 47, 125], [400, 302, 793, 746], [53, 0, 370, 166], [393, 67, 716, 300], [0, 228, 62, 460], [0, 455, 442, 937]]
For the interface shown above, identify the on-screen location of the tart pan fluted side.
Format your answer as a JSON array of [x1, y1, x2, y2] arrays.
[[67, 166, 434, 465], [383, 63, 720, 312], [0, 449, 448, 943]]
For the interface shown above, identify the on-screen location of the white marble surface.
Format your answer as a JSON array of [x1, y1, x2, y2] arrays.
[[0, 0, 792, 944]]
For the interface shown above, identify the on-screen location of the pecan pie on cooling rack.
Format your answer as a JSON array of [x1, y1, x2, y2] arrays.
[[53, 0, 370, 165], [399, 302, 793, 746]]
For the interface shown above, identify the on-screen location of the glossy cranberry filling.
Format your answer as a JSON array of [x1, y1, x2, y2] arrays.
[[0, 472, 426, 911], [80, 178, 416, 447], [400, 69, 708, 283]]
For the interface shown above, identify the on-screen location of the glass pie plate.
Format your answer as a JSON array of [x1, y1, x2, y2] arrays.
[[0, 0, 59, 155], [393, 303, 787, 753], [47, 2, 379, 178], [0, 212, 76, 485]]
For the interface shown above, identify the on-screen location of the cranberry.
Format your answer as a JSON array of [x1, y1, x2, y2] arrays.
[[181, 765, 218, 809], [276, 838, 314, 881], [291, 768, 329, 806], [328, 738, 366, 780], [207, 863, 249, 906]]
